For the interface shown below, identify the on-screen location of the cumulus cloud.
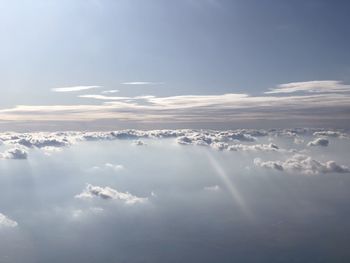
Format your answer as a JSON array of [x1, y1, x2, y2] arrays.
[[0, 148, 28, 159], [313, 131, 348, 138], [0, 129, 347, 159], [228, 143, 281, 152], [52, 85, 101, 92], [75, 184, 147, 205], [254, 154, 350, 175], [307, 138, 329, 147], [0, 213, 18, 228]]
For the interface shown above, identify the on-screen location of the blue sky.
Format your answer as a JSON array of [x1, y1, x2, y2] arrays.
[[1, 0, 350, 130]]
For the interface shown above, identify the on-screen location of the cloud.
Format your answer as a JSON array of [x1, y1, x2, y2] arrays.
[[228, 143, 281, 152], [313, 131, 348, 138], [265, 80, 350, 94], [0, 213, 18, 228], [133, 140, 146, 146], [78, 94, 131, 100], [89, 163, 125, 172], [75, 184, 147, 205], [254, 154, 350, 175], [121, 82, 163, 85], [0, 148, 28, 159], [0, 128, 346, 159], [71, 207, 104, 220], [52, 86, 101, 92], [204, 185, 221, 191], [307, 138, 329, 147], [1, 80, 350, 127], [101, 89, 119, 94]]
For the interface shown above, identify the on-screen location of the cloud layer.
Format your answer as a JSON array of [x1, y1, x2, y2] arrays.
[[1, 80, 350, 128], [254, 154, 350, 175]]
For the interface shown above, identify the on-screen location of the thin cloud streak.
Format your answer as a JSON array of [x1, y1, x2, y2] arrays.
[[1, 80, 350, 127], [121, 82, 164, 85], [265, 80, 350, 94], [52, 86, 101, 92]]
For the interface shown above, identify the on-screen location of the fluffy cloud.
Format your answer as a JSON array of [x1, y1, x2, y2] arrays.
[[313, 131, 347, 138], [0, 148, 28, 159], [0, 128, 347, 159], [228, 143, 281, 152], [0, 213, 18, 228], [75, 184, 147, 205], [307, 138, 329, 147], [254, 154, 350, 175]]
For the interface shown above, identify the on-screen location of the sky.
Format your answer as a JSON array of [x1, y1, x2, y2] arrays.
[[1, 3, 350, 261], [1, 0, 350, 130]]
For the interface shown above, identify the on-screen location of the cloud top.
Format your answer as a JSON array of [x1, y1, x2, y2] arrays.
[[0, 213, 18, 228], [75, 184, 147, 205], [254, 154, 350, 175]]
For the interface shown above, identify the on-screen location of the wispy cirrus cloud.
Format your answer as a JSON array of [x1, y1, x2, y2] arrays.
[[265, 80, 350, 94], [52, 85, 101, 92], [101, 89, 119, 94], [121, 81, 164, 85], [1, 80, 350, 128]]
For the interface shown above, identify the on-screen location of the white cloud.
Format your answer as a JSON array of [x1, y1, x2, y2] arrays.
[[1, 81, 350, 126], [75, 184, 147, 205], [204, 185, 221, 191], [254, 154, 350, 175], [89, 163, 125, 172], [78, 94, 131, 100], [265, 80, 350, 94], [307, 138, 329, 147], [228, 143, 281, 152], [313, 131, 347, 138], [0, 148, 28, 159], [0, 213, 18, 228], [133, 140, 146, 146], [71, 207, 104, 220], [101, 89, 119, 94], [104, 163, 124, 172], [0, 129, 347, 159], [121, 82, 163, 85], [52, 86, 101, 92]]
